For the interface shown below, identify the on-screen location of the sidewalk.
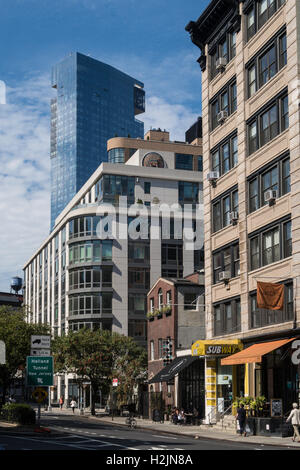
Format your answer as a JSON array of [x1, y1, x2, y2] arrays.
[[40, 408, 300, 448]]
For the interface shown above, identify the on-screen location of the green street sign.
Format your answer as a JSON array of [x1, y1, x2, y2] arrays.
[[26, 356, 53, 386]]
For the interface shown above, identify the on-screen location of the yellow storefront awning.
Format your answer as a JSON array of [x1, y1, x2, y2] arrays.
[[220, 338, 296, 366], [191, 339, 243, 357]]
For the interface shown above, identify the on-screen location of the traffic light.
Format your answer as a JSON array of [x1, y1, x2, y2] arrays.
[[163, 338, 173, 366]]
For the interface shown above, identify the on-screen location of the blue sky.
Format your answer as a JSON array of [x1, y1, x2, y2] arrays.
[[0, 0, 210, 291]]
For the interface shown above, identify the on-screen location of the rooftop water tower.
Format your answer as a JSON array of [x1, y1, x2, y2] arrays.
[[10, 277, 23, 294]]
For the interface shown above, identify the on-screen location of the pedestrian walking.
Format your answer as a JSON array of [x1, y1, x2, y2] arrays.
[[59, 396, 64, 410], [70, 398, 77, 414], [236, 403, 247, 436], [286, 402, 300, 442]]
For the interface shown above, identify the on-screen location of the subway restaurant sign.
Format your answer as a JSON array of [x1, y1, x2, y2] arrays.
[[26, 356, 53, 386], [191, 339, 243, 357]]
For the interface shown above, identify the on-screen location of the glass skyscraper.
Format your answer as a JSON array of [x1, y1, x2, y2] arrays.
[[50, 52, 145, 230]]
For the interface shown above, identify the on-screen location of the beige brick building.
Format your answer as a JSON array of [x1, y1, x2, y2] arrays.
[[186, 0, 300, 422]]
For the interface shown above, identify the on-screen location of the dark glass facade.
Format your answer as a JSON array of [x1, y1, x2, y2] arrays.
[[50, 52, 145, 229]]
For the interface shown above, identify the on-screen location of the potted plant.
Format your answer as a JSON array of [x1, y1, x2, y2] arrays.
[[156, 309, 162, 319], [147, 311, 155, 321], [255, 396, 266, 417], [162, 305, 172, 316]]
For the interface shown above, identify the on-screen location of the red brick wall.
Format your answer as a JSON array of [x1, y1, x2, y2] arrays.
[[147, 279, 177, 392]]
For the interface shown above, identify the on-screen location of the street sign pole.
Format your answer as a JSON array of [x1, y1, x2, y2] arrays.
[[48, 387, 52, 412], [0, 341, 5, 364]]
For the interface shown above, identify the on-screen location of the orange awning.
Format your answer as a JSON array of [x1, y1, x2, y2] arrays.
[[221, 338, 296, 366]]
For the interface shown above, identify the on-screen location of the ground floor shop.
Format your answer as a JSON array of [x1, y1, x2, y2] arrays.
[[222, 335, 300, 416]]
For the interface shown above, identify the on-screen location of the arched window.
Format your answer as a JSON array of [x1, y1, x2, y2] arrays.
[[158, 289, 163, 309]]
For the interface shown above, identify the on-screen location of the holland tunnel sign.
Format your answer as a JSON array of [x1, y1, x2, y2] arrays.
[[26, 356, 53, 386]]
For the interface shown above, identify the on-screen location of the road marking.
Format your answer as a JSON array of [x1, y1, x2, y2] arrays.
[[5, 434, 139, 451], [152, 435, 177, 440]]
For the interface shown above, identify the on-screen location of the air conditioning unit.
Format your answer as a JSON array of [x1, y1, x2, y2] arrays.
[[264, 190, 277, 206], [216, 57, 227, 71], [219, 271, 231, 282], [217, 110, 228, 124], [230, 211, 239, 225], [207, 171, 219, 188]]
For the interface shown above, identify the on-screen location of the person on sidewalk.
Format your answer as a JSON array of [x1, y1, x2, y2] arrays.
[[59, 396, 64, 410], [286, 402, 300, 442], [236, 404, 247, 436], [70, 398, 77, 414]]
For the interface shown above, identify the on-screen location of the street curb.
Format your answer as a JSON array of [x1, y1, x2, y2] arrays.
[[84, 415, 300, 448]]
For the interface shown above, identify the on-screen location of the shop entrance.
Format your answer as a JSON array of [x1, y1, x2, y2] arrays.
[[217, 360, 233, 412], [178, 358, 205, 418], [260, 346, 298, 413]]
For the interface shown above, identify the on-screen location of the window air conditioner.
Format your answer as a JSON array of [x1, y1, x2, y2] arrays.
[[230, 211, 239, 225], [264, 190, 277, 206], [217, 110, 228, 124], [207, 171, 219, 188], [219, 271, 231, 282], [216, 57, 227, 71]]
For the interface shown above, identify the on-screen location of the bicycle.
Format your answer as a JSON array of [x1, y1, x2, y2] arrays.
[[125, 415, 137, 429]]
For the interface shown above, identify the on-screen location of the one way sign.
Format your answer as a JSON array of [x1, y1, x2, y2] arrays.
[[31, 335, 51, 349]]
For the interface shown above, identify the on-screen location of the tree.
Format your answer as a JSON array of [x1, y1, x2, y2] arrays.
[[52, 328, 147, 415], [111, 334, 147, 409], [0, 306, 50, 406]]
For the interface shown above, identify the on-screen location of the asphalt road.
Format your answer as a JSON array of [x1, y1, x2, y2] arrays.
[[0, 413, 296, 452]]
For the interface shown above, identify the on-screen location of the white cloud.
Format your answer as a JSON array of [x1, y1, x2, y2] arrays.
[[0, 74, 51, 291], [143, 96, 199, 142], [0, 53, 201, 291]]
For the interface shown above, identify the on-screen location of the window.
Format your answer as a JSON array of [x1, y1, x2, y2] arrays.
[[210, 31, 237, 80], [150, 297, 154, 313], [128, 320, 147, 339], [258, 0, 276, 29], [210, 79, 237, 131], [250, 282, 293, 328], [247, 154, 290, 213], [150, 341, 155, 361], [128, 243, 150, 263], [279, 32, 287, 68], [262, 226, 280, 266], [166, 290, 172, 306], [69, 215, 102, 239], [175, 154, 193, 171], [213, 298, 241, 336], [69, 240, 112, 265], [162, 243, 183, 266], [128, 294, 146, 315], [246, 1, 285, 42], [144, 182, 151, 194], [197, 156, 203, 172], [184, 293, 197, 310], [158, 289, 163, 309], [108, 148, 125, 164], [178, 181, 199, 204], [249, 217, 292, 270], [247, 90, 288, 155], [212, 187, 238, 233], [247, 7, 256, 42], [213, 242, 240, 284], [68, 293, 110, 316], [283, 220, 292, 258], [248, 65, 257, 97], [211, 133, 238, 177], [128, 268, 150, 290], [259, 45, 277, 88]]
